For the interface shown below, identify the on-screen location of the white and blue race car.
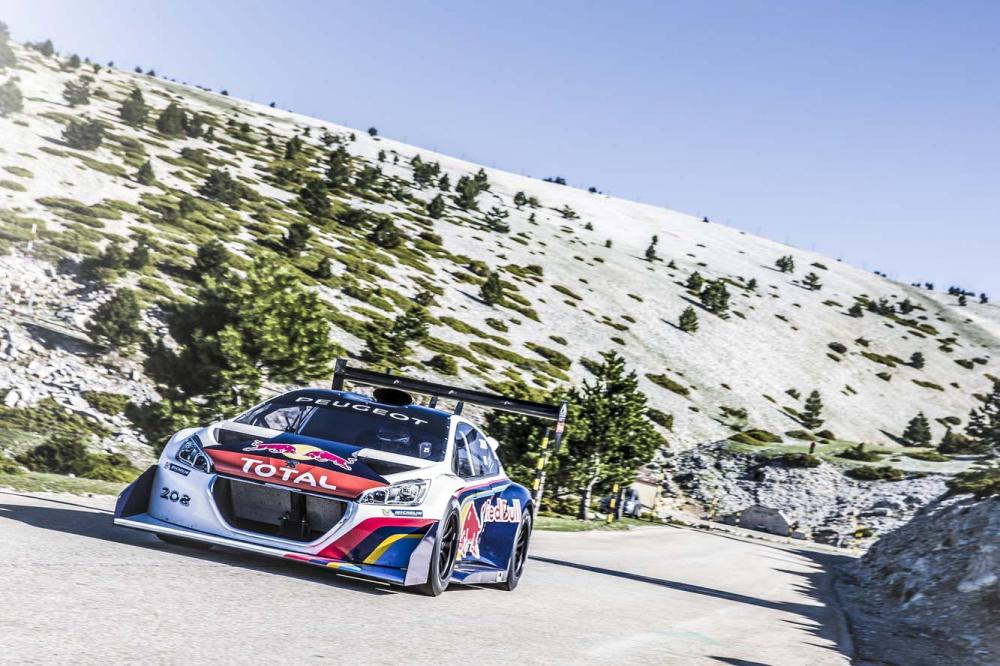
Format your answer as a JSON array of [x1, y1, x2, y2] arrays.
[[115, 361, 567, 596]]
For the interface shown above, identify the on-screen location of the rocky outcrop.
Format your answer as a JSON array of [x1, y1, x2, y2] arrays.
[[837, 495, 999, 666], [662, 441, 948, 546]]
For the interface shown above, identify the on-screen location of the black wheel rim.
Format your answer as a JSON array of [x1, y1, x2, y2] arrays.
[[437, 515, 457, 580], [512, 518, 530, 578]]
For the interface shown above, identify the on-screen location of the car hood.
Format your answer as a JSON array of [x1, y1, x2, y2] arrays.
[[202, 421, 432, 499]]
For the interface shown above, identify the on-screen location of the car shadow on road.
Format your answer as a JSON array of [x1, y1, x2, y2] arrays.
[[530, 548, 855, 662], [0, 499, 392, 596]]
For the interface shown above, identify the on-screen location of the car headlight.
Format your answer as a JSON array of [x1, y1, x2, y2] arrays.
[[175, 436, 213, 473], [358, 480, 429, 506]]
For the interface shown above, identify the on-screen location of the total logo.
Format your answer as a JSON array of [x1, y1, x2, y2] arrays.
[[458, 497, 522, 560], [240, 456, 339, 491], [243, 440, 356, 471]]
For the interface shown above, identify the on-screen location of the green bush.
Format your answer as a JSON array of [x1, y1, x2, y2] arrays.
[[778, 452, 822, 468], [82, 390, 131, 415], [836, 444, 883, 462], [846, 465, 904, 482], [743, 429, 783, 443], [645, 373, 690, 397], [815, 429, 837, 440], [946, 465, 1000, 498], [785, 429, 816, 441], [903, 450, 949, 462], [0, 456, 22, 475], [525, 342, 572, 370], [428, 354, 459, 375], [17, 433, 90, 475]]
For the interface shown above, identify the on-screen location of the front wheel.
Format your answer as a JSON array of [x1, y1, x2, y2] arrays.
[[499, 511, 532, 591], [416, 509, 459, 596]]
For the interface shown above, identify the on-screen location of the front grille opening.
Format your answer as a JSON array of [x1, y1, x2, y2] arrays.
[[212, 477, 347, 542]]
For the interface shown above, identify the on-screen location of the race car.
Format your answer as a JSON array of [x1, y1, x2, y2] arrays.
[[114, 360, 567, 596]]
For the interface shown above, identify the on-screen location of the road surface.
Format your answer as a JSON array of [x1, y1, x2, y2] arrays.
[[0, 490, 854, 665]]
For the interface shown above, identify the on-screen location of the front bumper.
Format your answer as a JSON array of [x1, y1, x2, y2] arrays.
[[114, 464, 438, 587]]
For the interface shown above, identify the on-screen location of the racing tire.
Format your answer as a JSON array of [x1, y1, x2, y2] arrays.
[[156, 532, 213, 550], [499, 511, 532, 591], [416, 509, 459, 597]]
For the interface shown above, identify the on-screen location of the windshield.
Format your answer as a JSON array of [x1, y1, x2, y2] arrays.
[[235, 396, 450, 462]]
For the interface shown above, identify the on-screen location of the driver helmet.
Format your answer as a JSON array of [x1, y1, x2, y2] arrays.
[[375, 424, 412, 454]]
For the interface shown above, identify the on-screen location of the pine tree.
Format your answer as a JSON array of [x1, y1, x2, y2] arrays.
[[959, 294, 968, 306], [119, 87, 148, 127], [776, 255, 795, 273], [86, 289, 143, 348], [155, 102, 187, 136], [66, 53, 81, 69], [678, 306, 699, 333], [485, 206, 510, 233], [803, 272, 822, 291], [194, 240, 230, 278], [438, 174, 450, 191], [747, 278, 757, 291], [298, 178, 330, 220], [126, 234, 152, 269], [369, 218, 403, 248], [480, 271, 505, 306], [848, 303, 864, 317], [910, 351, 925, 369], [368, 126, 378, 137], [389, 305, 429, 356], [966, 379, 1000, 452], [0, 80, 23, 117], [564, 351, 664, 519], [644, 237, 658, 261], [700, 280, 731, 316], [62, 118, 104, 150], [282, 221, 312, 256], [686, 271, 704, 291], [427, 194, 445, 219], [62, 77, 91, 107], [314, 257, 332, 280], [199, 170, 246, 206], [454, 175, 482, 210], [801, 390, 824, 430], [353, 165, 381, 191], [899, 298, 915, 314], [135, 160, 155, 185], [513, 191, 527, 209], [326, 146, 352, 188], [902, 412, 932, 446], [284, 134, 304, 160]]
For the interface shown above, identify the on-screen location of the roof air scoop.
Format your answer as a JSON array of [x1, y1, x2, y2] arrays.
[[372, 387, 414, 406]]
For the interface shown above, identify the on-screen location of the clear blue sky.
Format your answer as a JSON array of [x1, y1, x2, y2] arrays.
[[3, 1, 997, 295]]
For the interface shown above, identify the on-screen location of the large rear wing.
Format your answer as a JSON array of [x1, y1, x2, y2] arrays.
[[331, 358, 567, 436]]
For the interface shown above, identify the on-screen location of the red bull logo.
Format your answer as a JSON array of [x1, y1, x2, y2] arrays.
[[243, 440, 356, 471], [458, 503, 483, 559]]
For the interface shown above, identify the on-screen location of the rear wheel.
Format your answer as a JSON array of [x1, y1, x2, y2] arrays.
[[156, 532, 213, 550], [499, 511, 532, 591], [416, 509, 459, 596]]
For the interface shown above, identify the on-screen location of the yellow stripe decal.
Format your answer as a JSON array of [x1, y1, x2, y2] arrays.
[[363, 533, 421, 564]]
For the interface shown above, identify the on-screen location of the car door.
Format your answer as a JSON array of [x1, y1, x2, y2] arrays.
[[453, 422, 509, 567]]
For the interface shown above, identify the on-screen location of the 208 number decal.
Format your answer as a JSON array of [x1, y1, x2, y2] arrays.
[[160, 487, 191, 506]]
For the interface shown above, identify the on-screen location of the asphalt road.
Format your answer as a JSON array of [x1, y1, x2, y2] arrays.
[[0, 490, 854, 666]]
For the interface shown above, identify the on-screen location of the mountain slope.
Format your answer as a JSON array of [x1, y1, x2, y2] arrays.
[[1, 41, 998, 457]]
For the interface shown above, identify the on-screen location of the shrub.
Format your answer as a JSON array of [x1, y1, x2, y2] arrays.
[[525, 343, 571, 370], [17, 433, 89, 475], [0, 80, 23, 117], [778, 453, 821, 468], [938, 429, 989, 455], [785, 430, 816, 441], [828, 342, 847, 354], [647, 408, 673, 430], [846, 465, 904, 482], [82, 390, 130, 415], [428, 354, 458, 375], [903, 450, 949, 462], [743, 429, 783, 443], [836, 444, 883, 462], [946, 465, 1000, 498], [86, 289, 143, 348], [63, 118, 104, 150], [119, 87, 148, 127], [815, 429, 837, 440], [646, 373, 689, 397], [199, 170, 247, 206]]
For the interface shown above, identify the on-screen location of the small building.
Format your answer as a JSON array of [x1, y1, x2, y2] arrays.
[[721, 504, 794, 537], [630, 469, 662, 512]]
